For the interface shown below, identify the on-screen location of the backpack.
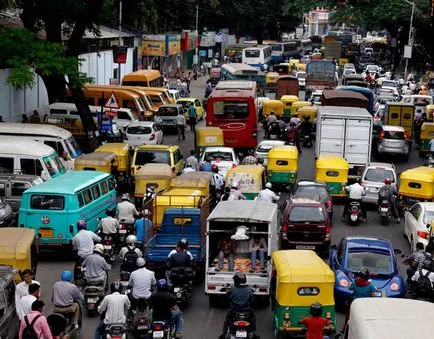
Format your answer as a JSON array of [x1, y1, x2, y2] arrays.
[[378, 186, 390, 199], [124, 248, 139, 266], [416, 270, 433, 298], [22, 315, 42, 339]]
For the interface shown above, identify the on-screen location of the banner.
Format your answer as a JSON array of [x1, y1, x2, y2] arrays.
[[142, 40, 165, 56], [167, 36, 181, 56]]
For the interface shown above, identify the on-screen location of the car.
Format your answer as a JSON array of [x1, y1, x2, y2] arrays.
[[344, 63, 356, 71], [381, 80, 398, 89], [373, 104, 385, 131], [357, 55, 372, 72], [296, 71, 306, 88], [0, 174, 43, 212], [378, 86, 400, 99], [365, 64, 381, 76], [176, 98, 205, 121], [254, 140, 285, 166], [329, 236, 405, 309], [361, 163, 396, 204], [124, 121, 163, 148], [156, 104, 184, 130], [342, 68, 356, 78], [281, 196, 331, 256], [292, 181, 333, 220], [375, 95, 397, 106], [404, 202, 434, 251], [308, 90, 323, 106], [0, 198, 14, 227], [199, 146, 239, 177], [375, 125, 410, 159]]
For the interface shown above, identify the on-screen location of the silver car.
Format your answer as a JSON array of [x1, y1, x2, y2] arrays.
[[254, 140, 285, 166], [361, 163, 397, 204], [376, 125, 410, 159]]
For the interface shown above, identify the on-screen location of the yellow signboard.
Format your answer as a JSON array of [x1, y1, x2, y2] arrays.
[[168, 39, 181, 55], [142, 40, 165, 56]]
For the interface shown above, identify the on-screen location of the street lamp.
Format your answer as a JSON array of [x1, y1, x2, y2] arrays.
[[404, 0, 415, 80]]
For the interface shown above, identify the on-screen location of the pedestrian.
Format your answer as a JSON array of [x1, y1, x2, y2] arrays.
[[18, 300, 52, 339], [22, 114, 29, 123], [186, 150, 199, 171], [19, 283, 41, 320], [186, 72, 192, 91], [176, 110, 186, 141], [187, 103, 197, 132], [15, 269, 40, 319], [29, 110, 41, 124], [0, 116, 4, 122]]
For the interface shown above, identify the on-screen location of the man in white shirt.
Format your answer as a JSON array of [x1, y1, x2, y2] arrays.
[[60, 151, 74, 171], [72, 220, 101, 259], [258, 183, 279, 203], [95, 281, 131, 339], [186, 150, 199, 171], [117, 193, 139, 225], [18, 282, 40, 320], [15, 269, 40, 318], [98, 208, 119, 235], [182, 162, 196, 174], [343, 179, 367, 221], [411, 267, 434, 286], [128, 258, 156, 302]]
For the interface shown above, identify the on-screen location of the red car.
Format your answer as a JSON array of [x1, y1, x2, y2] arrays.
[[281, 196, 331, 256]]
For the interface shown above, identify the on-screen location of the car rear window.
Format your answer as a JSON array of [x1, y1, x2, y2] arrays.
[[423, 210, 434, 224], [204, 151, 233, 162], [135, 151, 170, 166], [364, 168, 395, 183], [294, 185, 329, 201], [346, 251, 392, 275], [30, 195, 64, 210], [288, 206, 325, 223], [158, 107, 178, 116], [383, 131, 404, 139], [127, 126, 152, 134]]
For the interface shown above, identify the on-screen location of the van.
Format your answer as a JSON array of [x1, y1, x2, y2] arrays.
[[131, 145, 185, 177], [156, 104, 184, 129], [0, 174, 43, 211], [121, 70, 164, 87], [0, 139, 66, 180], [168, 89, 181, 101]]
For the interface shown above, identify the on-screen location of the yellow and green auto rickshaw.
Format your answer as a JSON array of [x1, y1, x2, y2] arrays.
[[297, 106, 318, 121], [74, 151, 116, 173], [291, 100, 312, 116], [419, 122, 434, 157], [426, 104, 434, 121], [280, 95, 299, 118], [315, 154, 349, 197], [134, 163, 173, 205], [398, 166, 434, 209], [95, 142, 130, 180], [225, 165, 266, 200], [266, 72, 279, 92], [267, 146, 298, 191], [263, 100, 284, 118], [195, 127, 224, 158], [272, 250, 336, 338], [170, 171, 213, 197]]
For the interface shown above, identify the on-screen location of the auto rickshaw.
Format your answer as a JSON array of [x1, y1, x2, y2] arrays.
[[0, 228, 38, 282], [419, 122, 434, 157], [398, 166, 434, 209], [426, 105, 434, 121], [195, 127, 224, 158], [171, 171, 213, 197], [267, 146, 298, 191], [297, 106, 318, 121], [95, 142, 130, 180], [291, 100, 312, 115], [225, 165, 266, 200], [271, 250, 336, 338], [266, 72, 279, 92], [280, 95, 299, 118], [74, 151, 116, 173], [134, 163, 173, 204], [209, 68, 221, 87], [315, 154, 349, 197], [263, 100, 284, 118]]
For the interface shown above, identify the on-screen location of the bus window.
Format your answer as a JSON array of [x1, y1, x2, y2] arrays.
[[30, 195, 64, 210], [78, 193, 84, 208], [83, 189, 93, 204], [100, 180, 109, 195], [213, 101, 249, 119], [91, 184, 101, 200], [108, 177, 116, 190]]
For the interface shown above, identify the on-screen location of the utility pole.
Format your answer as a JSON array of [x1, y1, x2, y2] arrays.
[[117, 0, 123, 84], [404, 0, 415, 80], [194, 2, 199, 66]]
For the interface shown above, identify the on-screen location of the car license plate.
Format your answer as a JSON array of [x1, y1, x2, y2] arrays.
[[104, 245, 112, 250], [119, 229, 127, 234], [137, 325, 148, 330], [39, 229, 53, 238], [153, 331, 164, 338], [236, 331, 247, 338], [296, 245, 315, 250], [381, 208, 388, 212], [174, 287, 180, 293]]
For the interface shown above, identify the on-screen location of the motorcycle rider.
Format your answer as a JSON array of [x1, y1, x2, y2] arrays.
[[167, 239, 193, 287], [134, 209, 153, 247], [219, 273, 255, 339], [265, 110, 277, 126], [286, 122, 301, 153], [117, 193, 139, 225], [290, 113, 301, 126], [210, 164, 225, 203], [298, 302, 332, 339], [149, 279, 183, 338], [378, 177, 400, 224], [300, 115, 313, 138], [98, 208, 119, 247], [228, 184, 247, 201], [342, 178, 367, 222], [168, 238, 193, 260], [128, 258, 156, 309], [95, 280, 130, 339], [119, 235, 143, 273], [407, 242, 431, 282], [72, 220, 101, 260], [258, 182, 279, 203], [82, 244, 111, 287], [52, 270, 84, 328]]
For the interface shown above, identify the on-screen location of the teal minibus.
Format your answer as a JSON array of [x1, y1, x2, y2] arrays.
[[18, 171, 116, 247]]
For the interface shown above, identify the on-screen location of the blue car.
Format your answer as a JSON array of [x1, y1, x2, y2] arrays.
[[329, 236, 406, 309]]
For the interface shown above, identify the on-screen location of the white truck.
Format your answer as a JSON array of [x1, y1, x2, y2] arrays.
[[315, 106, 373, 178], [205, 200, 278, 306]]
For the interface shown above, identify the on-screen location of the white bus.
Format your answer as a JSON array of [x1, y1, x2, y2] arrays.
[[242, 45, 272, 71], [0, 123, 82, 162]]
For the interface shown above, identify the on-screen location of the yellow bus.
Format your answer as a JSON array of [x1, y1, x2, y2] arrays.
[[121, 70, 164, 87]]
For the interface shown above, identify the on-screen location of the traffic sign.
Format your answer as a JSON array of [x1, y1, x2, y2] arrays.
[[104, 92, 120, 109]]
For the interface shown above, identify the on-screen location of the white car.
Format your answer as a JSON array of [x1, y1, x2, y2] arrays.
[[365, 64, 380, 76], [296, 71, 306, 88], [199, 147, 239, 177], [344, 63, 355, 71], [124, 121, 163, 148], [361, 163, 396, 204], [254, 140, 285, 166], [404, 202, 434, 251], [378, 86, 400, 99]]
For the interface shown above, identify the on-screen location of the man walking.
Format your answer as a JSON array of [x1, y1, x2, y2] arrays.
[[176, 110, 186, 141], [187, 103, 197, 132]]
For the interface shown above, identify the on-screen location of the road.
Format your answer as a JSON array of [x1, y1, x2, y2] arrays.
[[36, 75, 425, 338]]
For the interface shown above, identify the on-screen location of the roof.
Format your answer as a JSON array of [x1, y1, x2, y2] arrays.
[[176, 98, 197, 102], [207, 200, 277, 222], [75, 152, 116, 165], [268, 146, 298, 158], [121, 70, 161, 80], [202, 147, 234, 153], [159, 104, 183, 109], [381, 125, 405, 132], [23, 171, 111, 195], [0, 123, 72, 139], [257, 140, 286, 147], [135, 163, 173, 179], [316, 154, 349, 168], [345, 237, 392, 251], [290, 196, 322, 204], [226, 165, 264, 175], [322, 90, 369, 102], [127, 121, 155, 127], [171, 172, 213, 189], [215, 81, 256, 90], [135, 145, 178, 151], [0, 138, 56, 156], [0, 228, 35, 260], [366, 162, 395, 169], [318, 106, 372, 117]]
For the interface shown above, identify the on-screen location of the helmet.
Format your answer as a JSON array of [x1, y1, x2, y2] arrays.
[[186, 162, 192, 168], [422, 259, 433, 270], [212, 164, 219, 173], [121, 193, 130, 201], [178, 238, 188, 250], [384, 178, 392, 185], [136, 257, 146, 268], [310, 302, 323, 317], [156, 279, 168, 291], [93, 244, 104, 254], [270, 110, 275, 115], [265, 182, 272, 189], [110, 280, 121, 293], [126, 235, 137, 245], [61, 270, 73, 282], [76, 220, 87, 231], [143, 209, 150, 216], [248, 149, 254, 156], [357, 267, 370, 280], [233, 272, 247, 286], [106, 207, 116, 217]]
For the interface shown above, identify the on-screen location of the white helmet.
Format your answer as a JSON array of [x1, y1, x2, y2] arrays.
[[265, 182, 272, 189], [143, 209, 150, 216], [136, 257, 146, 268], [126, 235, 137, 245], [121, 193, 130, 201], [93, 244, 104, 254]]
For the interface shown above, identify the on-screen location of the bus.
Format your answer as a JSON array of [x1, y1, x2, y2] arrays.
[[268, 42, 298, 63], [220, 63, 266, 93], [242, 45, 272, 71], [121, 70, 164, 87], [206, 80, 258, 151]]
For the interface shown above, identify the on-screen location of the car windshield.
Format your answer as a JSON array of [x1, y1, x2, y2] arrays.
[[65, 136, 81, 158], [245, 50, 260, 58], [127, 126, 152, 134], [311, 94, 321, 102], [423, 210, 434, 224], [377, 96, 396, 104], [294, 185, 329, 201], [43, 153, 65, 177], [135, 150, 170, 166], [382, 81, 395, 88], [344, 69, 355, 75], [346, 251, 393, 275], [297, 72, 306, 79], [158, 107, 179, 116], [367, 66, 378, 72], [204, 151, 233, 162], [257, 144, 281, 153], [364, 168, 395, 183], [288, 206, 325, 223]]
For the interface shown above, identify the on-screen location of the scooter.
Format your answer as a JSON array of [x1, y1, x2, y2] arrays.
[[378, 199, 391, 225], [128, 298, 150, 338], [47, 305, 82, 339], [301, 131, 313, 148], [118, 219, 134, 248], [169, 267, 195, 306], [149, 320, 174, 339], [83, 275, 105, 317], [101, 234, 116, 264], [226, 311, 258, 339], [347, 201, 362, 225], [104, 323, 127, 339], [119, 271, 130, 294]]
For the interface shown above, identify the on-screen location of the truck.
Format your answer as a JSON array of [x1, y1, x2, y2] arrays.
[[321, 90, 370, 112], [276, 76, 299, 99], [205, 200, 278, 306], [315, 106, 373, 178], [306, 61, 337, 95], [324, 40, 342, 59]]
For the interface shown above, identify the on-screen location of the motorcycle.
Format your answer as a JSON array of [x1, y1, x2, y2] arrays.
[[104, 323, 127, 339], [378, 199, 391, 225], [118, 219, 134, 248], [119, 271, 131, 294], [129, 298, 150, 338], [73, 256, 84, 284], [47, 305, 82, 339], [169, 267, 195, 305], [226, 311, 258, 339], [301, 131, 313, 148], [83, 279, 105, 317], [266, 122, 283, 140], [101, 234, 116, 264], [347, 201, 363, 225], [149, 320, 174, 339]]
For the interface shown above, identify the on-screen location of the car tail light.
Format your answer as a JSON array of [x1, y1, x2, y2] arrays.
[[105, 240, 111, 245], [232, 163, 237, 168], [404, 133, 409, 142], [417, 231, 430, 239], [154, 325, 162, 331], [327, 199, 332, 207], [282, 223, 288, 234], [390, 282, 399, 291], [339, 279, 350, 287], [234, 321, 249, 327], [207, 285, 216, 290], [379, 131, 385, 140], [325, 223, 331, 236], [149, 133, 155, 140]]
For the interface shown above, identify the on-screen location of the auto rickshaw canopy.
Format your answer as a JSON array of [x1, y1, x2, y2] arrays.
[[195, 127, 224, 147], [171, 171, 213, 196], [399, 166, 434, 199], [134, 163, 173, 180], [95, 142, 130, 171], [75, 151, 116, 167], [262, 100, 284, 116]]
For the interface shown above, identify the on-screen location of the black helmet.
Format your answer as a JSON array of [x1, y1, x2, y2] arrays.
[[290, 122, 296, 127], [233, 272, 247, 286], [178, 238, 188, 250], [357, 267, 370, 280], [110, 280, 121, 293], [106, 207, 116, 217], [310, 302, 323, 317], [257, 158, 264, 165]]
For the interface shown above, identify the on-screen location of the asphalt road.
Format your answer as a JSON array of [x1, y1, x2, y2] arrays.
[[35, 75, 425, 338]]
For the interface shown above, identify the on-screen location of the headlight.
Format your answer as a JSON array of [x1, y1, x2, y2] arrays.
[[390, 282, 399, 291]]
